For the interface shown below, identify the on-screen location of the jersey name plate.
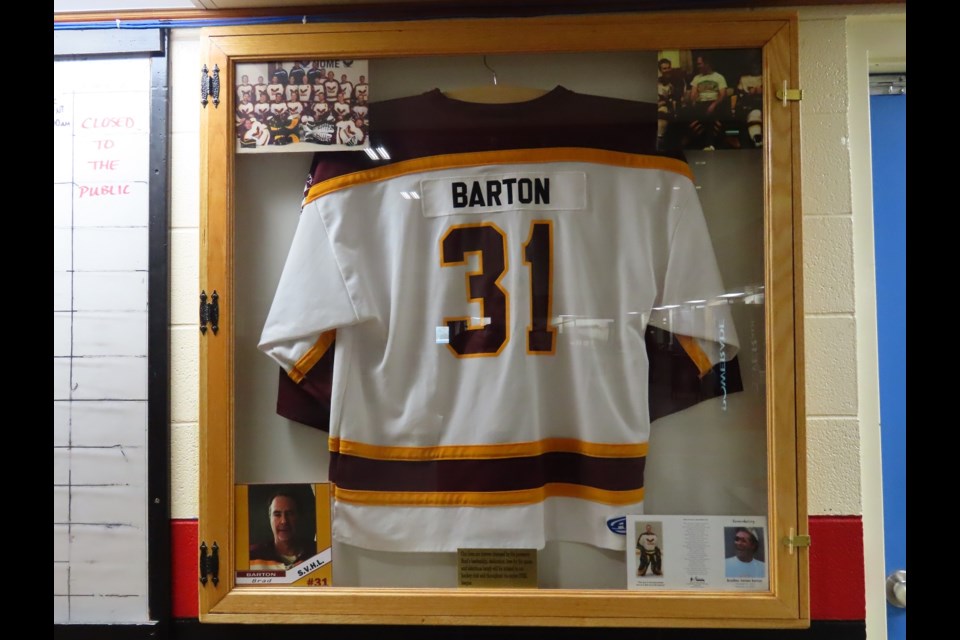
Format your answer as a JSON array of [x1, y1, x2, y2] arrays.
[[420, 171, 587, 217]]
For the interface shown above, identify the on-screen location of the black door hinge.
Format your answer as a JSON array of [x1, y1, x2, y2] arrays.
[[200, 290, 220, 335], [201, 64, 221, 108], [199, 541, 220, 586]]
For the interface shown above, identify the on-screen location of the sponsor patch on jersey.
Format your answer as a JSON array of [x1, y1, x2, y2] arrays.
[[606, 515, 627, 536], [420, 171, 586, 217]]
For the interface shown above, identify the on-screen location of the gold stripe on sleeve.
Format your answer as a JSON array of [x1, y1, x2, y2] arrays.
[[288, 330, 336, 384], [676, 334, 714, 377]]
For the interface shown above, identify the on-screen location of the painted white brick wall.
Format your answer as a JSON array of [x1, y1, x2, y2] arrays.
[[169, 29, 202, 520], [807, 417, 863, 515], [798, 13, 864, 517], [797, 13, 854, 433], [171, 421, 200, 519], [805, 316, 860, 417], [803, 216, 856, 314], [170, 228, 200, 325]]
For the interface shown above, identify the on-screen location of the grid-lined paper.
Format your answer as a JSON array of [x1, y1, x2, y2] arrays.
[[54, 58, 151, 624]]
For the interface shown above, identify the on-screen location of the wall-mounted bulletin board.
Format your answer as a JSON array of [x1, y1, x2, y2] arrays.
[[54, 28, 170, 636]]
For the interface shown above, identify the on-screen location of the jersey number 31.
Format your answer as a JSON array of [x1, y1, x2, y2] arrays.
[[440, 221, 556, 358]]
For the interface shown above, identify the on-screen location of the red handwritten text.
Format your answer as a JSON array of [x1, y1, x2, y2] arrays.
[[78, 184, 131, 198], [81, 117, 136, 129], [87, 160, 119, 171]]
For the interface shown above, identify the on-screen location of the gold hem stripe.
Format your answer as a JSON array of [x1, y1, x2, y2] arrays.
[[328, 436, 648, 460], [333, 483, 645, 507]]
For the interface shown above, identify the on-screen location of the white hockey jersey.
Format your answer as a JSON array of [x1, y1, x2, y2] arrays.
[[259, 89, 739, 552]]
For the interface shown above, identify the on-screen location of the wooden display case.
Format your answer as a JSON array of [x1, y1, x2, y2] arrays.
[[198, 10, 806, 628]]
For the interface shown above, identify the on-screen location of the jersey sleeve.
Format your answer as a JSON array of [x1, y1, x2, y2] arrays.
[[275, 323, 745, 431], [650, 182, 740, 373], [258, 202, 367, 384], [276, 361, 333, 430]]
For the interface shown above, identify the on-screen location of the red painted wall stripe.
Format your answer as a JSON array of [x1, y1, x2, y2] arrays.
[[808, 515, 865, 620], [170, 515, 866, 620], [171, 519, 199, 619]]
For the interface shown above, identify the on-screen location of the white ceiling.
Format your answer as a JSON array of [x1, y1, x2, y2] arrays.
[[192, 0, 413, 7], [54, 0, 422, 12], [55, 0, 195, 11]]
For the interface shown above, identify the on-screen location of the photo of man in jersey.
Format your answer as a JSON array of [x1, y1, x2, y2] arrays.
[[656, 57, 686, 151], [730, 54, 764, 148], [234, 60, 369, 151], [636, 522, 664, 576], [657, 48, 764, 152], [248, 484, 318, 571]]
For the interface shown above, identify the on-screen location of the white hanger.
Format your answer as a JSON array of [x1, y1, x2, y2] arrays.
[[442, 56, 549, 104]]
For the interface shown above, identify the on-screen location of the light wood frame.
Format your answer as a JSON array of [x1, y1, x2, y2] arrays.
[[198, 11, 807, 627]]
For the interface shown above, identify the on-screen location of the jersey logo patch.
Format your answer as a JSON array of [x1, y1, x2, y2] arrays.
[[420, 171, 586, 217], [606, 516, 627, 536]]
